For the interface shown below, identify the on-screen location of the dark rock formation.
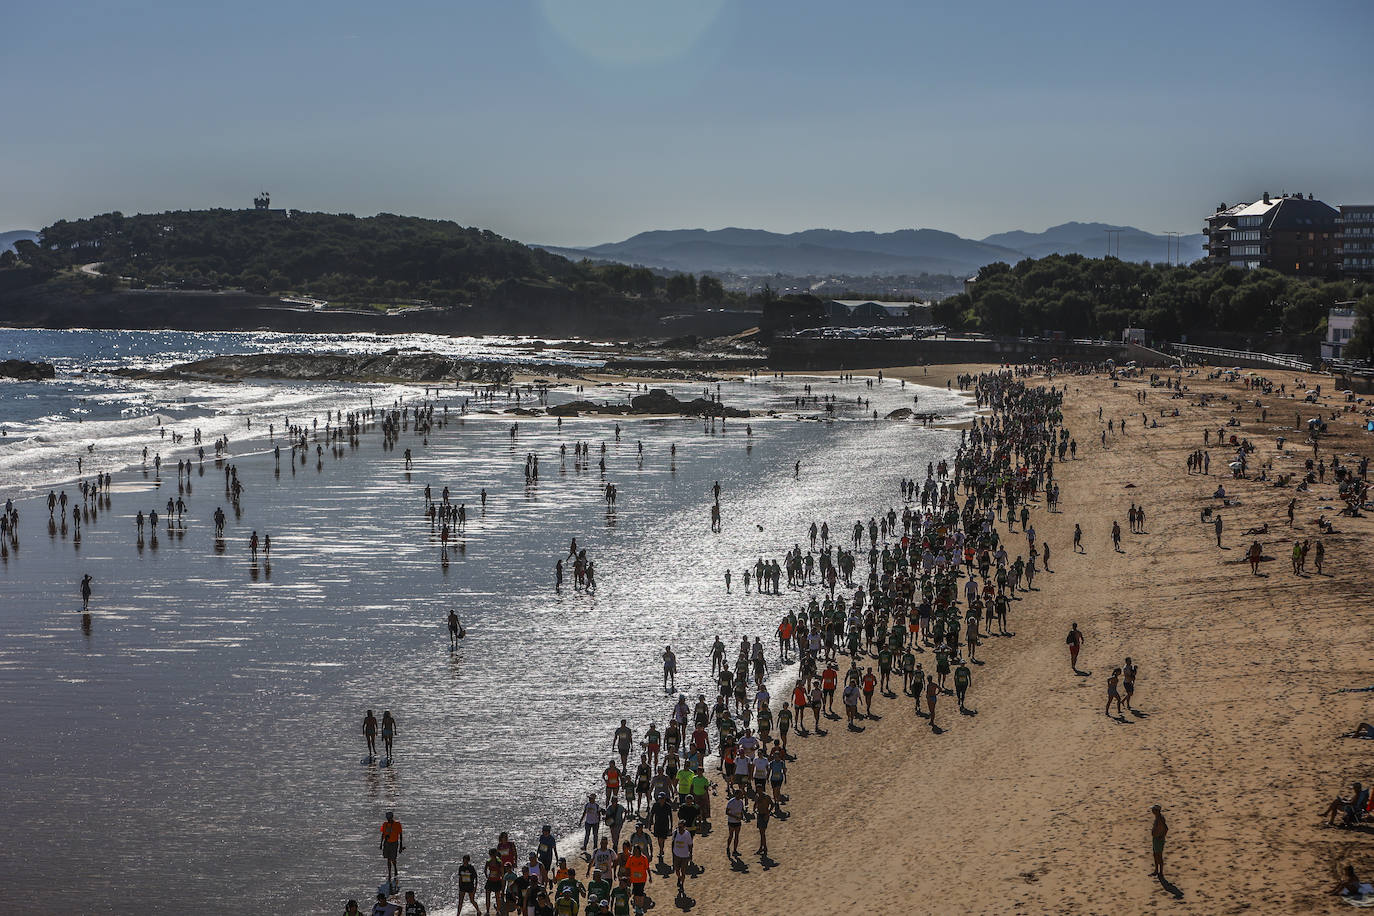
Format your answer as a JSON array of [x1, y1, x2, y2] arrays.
[[0, 359, 56, 380], [630, 388, 748, 417], [548, 400, 602, 417], [114, 352, 513, 385]]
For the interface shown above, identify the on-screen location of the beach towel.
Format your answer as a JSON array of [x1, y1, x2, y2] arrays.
[[1342, 883, 1374, 906]]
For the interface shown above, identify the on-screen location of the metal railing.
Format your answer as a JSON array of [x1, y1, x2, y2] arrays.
[[1170, 343, 1313, 372]]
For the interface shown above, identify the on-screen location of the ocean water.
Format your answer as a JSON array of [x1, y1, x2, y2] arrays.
[[0, 329, 972, 914], [0, 329, 613, 492]]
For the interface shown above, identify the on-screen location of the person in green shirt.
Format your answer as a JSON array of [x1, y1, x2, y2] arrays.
[[676, 766, 694, 803], [954, 662, 971, 710], [587, 870, 612, 904], [935, 647, 951, 689], [609, 880, 632, 916], [691, 768, 712, 824], [877, 647, 893, 692], [901, 648, 916, 695], [556, 874, 585, 910], [776, 703, 793, 753]]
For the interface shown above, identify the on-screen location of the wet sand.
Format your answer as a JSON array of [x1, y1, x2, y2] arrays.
[[679, 362, 1374, 915]]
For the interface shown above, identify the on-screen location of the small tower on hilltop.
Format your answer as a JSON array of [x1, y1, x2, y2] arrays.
[[253, 191, 271, 210]]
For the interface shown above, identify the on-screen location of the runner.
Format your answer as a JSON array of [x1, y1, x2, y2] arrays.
[[455, 855, 479, 915], [724, 789, 746, 857], [954, 661, 971, 710], [671, 822, 693, 894]]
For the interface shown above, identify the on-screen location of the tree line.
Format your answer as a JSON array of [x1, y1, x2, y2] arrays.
[[933, 254, 1372, 352]]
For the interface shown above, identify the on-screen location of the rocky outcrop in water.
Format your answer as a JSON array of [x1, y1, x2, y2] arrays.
[[548, 400, 627, 417], [630, 388, 748, 417], [114, 351, 513, 385], [0, 359, 56, 380]]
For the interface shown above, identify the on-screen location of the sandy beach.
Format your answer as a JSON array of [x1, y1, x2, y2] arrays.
[[680, 361, 1374, 915]]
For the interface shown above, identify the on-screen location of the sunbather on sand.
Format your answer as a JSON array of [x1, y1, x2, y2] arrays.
[[1331, 864, 1362, 897], [1323, 782, 1368, 826]]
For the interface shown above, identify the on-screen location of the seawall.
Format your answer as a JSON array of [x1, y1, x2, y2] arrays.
[[769, 336, 1176, 370]]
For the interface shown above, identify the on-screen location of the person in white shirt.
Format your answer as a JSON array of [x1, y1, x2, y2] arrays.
[[369, 892, 400, 916], [580, 794, 602, 850], [733, 750, 752, 794], [724, 790, 746, 857], [671, 824, 694, 892]]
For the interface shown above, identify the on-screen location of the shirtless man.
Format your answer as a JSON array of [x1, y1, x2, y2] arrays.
[[662, 646, 677, 691], [363, 709, 378, 757], [1122, 657, 1139, 710], [1149, 805, 1168, 878], [1066, 623, 1084, 673], [447, 609, 464, 649], [380, 710, 397, 758]]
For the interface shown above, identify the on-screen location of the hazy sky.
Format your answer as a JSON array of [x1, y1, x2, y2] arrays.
[[4, 0, 1371, 245]]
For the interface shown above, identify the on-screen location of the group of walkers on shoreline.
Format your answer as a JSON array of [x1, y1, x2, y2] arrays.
[[346, 370, 1087, 915]]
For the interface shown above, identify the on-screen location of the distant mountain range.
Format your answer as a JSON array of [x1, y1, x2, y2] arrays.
[[1, 230, 38, 252], [537, 222, 1204, 277]]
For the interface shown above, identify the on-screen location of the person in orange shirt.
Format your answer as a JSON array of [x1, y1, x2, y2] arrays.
[[790, 681, 809, 735], [602, 760, 621, 805], [776, 619, 792, 661], [821, 663, 838, 714], [626, 844, 652, 911], [379, 811, 404, 886]]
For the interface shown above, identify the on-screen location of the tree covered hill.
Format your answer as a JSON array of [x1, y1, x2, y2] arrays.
[[0, 208, 741, 334], [22, 209, 581, 302]]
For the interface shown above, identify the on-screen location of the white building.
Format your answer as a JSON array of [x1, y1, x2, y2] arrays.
[[1322, 305, 1358, 360]]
